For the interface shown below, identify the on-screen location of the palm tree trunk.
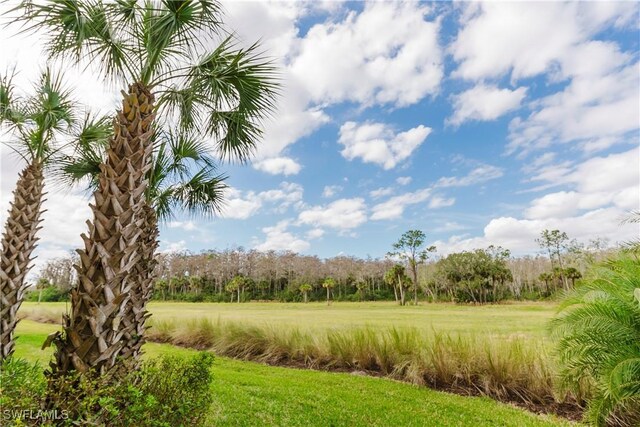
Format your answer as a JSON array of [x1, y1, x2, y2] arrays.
[[0, 161, 45, 360], [50, 83, 155, 377], [120, 203, 158, 364]]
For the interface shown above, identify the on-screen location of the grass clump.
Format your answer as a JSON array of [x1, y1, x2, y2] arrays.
[[145, 317, 582, 416]]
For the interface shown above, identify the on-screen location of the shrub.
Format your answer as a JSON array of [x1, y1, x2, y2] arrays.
[[2, 353, 215, 427], [552, 255, 640, 426], [138, 352, 215, 426], [0, 358, 47, 425], [25, 286, 69, 302]]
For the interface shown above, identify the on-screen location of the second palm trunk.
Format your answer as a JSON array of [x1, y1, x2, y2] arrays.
[[0, 161, 45, 360]]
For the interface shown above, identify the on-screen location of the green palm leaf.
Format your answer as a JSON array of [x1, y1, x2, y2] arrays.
[[551, 255, 640, 426]]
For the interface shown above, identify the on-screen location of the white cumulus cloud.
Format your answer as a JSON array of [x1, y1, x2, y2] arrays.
[[253, 157, 302, 176], [254, 221, 310, 253], [290, 1, 443, 107], [448, 84, 527, 126], [339, 121, 431, 170], [298, 198, 368, 229], [370, 189, 431, 220]]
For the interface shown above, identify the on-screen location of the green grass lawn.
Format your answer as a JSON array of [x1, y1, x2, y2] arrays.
[[21, 300, 557, 339], [12, 320, 572, 426]]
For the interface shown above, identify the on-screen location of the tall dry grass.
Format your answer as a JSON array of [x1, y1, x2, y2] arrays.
[[144, 317, 585, 414], [18, 308, 61, 324]]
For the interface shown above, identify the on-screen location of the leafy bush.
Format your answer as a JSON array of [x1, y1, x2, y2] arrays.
[[25, 286, 69, 302], [552, 255, 640, 426], [1, 353, 215, 427], [136, 352, 215, 425], [0, 358, 47, 425]]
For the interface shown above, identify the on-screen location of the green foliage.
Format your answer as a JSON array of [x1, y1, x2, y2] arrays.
[[435, 246, 512, 304], [0, 69, 76, 162], [387, 229, 436, 267], [137, 352, 215, 425], [0, 358, 46, 423], [322, 277, 336, 289], [25, 285, 68, 302], [5, 353, 215, 426], [60, 129, 229, 221], [15, 0, 279, 163], [298, 283, 312, 292], [552, 255, 640, 426], [387, 230, 437, 304]]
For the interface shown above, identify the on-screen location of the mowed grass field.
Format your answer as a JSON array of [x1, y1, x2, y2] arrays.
[[13, 320, 571, 426], [21, 300, 557, 339]]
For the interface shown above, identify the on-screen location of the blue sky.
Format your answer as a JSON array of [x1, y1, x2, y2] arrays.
[[0, 1, 639, 270]]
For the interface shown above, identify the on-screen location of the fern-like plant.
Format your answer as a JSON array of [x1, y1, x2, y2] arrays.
[[551, 255, 640, 426]]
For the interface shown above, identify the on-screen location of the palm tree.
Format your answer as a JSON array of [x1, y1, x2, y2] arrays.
[[538, 272, 553, 294], [551, 256, 640, 426], [384, 264, 408, 306], [563, 267, 582, 288], [16, 0, 278, 376], [57, 130, 227, 362], [299, 283, 312, 303], [225, 276, 247, 303], [322, 278, 335, 306], [0, 70, 109, 360]]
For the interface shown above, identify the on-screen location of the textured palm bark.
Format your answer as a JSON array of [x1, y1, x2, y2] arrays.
[[0, 162, 45, 360], [119, 202, 158, 364], [49, 83, 155, 376]]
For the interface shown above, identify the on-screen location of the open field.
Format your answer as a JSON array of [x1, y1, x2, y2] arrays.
[[20, 301, 557, 338], [12, 320, 572, 426]]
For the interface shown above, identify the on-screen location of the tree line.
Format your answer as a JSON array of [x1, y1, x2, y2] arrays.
[[33, 230, 615, 305]]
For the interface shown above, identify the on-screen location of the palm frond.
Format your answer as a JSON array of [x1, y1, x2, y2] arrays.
[[0, 70, 25, 125], [621, 211, 640, 225], [14, 0, 136, 82], [52, 113, 111, 192], [167, 167, 227, 221], [161, 38, 279, 162], [141, 0, 223, 83], [551, 255, 640, 425]]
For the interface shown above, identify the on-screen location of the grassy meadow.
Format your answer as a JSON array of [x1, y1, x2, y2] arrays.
[[13, 319, 572, 426], [20, 300, 556, 338]]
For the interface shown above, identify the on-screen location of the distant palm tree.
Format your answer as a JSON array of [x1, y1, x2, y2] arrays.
[[384, 264, 408, 306], [16, 0, 278, 376], [538, 272, 553, 294], [0, 70, 109, 360], [58, 130, 227, 362], [551, 256, 640, 426], [322, 278, 335, 306], [225, 276, 248, 303], [563, 267, 582, 288], [299, 283, 312, 303]]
